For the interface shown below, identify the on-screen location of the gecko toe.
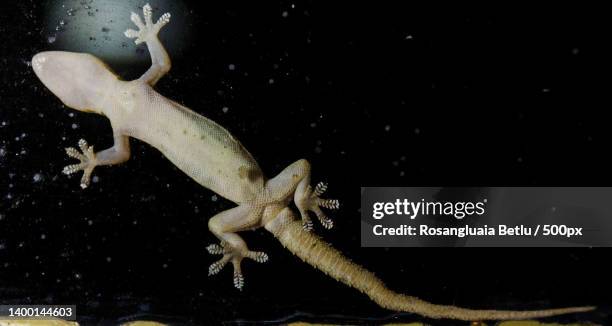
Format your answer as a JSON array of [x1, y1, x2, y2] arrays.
[[208, 255, 230, 276], [314, 181, 328, 196], [319, 215, 334, 229], [155, 13, 171, 28], [206, 243, 225, 255], [302, 218, 314, 232], [206, 242, 233, 256], [143, 4, 153, 21], [317, 198, 340, 210], [233, 270, 244, 290], [63, 163, 84, 175], [311, 206, 334, 229], [246, 250, 268, 263], [124, 29, 140, 39], [65, 147, 85, 160]]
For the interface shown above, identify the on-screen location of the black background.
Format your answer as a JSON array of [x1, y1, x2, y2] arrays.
[[1, 1, 611, 325]]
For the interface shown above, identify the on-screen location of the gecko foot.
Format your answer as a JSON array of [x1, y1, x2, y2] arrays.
[[62, 139, 97, 189], [207, 242, 268, 290], [297, 182, 340, 231], [124, 3, 171, 45]]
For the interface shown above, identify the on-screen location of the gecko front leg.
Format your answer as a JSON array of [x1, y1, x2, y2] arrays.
[[63, 132, 130, 189], [124, 3, 172, 86]]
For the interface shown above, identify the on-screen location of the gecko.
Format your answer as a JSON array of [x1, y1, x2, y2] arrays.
[[31, 4, 594, 321]]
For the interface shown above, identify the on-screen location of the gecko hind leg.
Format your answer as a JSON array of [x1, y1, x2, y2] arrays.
[[297, 180, 340, 230], [206, 242, 268, 290], [267, 159, 340, 231], [206, 205, 268, 290]]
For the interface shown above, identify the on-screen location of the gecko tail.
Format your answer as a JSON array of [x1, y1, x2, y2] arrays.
[[264, 208, 595, 321]]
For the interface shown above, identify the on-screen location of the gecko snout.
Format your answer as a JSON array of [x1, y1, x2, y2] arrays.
[[31, 53, 48, 76], [31, 52, 65, 88]]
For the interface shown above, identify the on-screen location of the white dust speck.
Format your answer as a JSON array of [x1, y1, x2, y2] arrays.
[[268, 78, 275, 84], [228, 64, 235, 71], [384, 125, 391, 132], [92, 176, 99, 183], [33, 173, 43, 183], [40, 234, 46, 240], [222, 107, 229, 113], [71, 123, 78, 129], [282, 11, 288, 18], [211, 195, 218, 202], [48, 35, 56, 44]]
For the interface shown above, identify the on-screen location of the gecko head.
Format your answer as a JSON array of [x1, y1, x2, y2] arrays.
[[32, 51, 119, 114]]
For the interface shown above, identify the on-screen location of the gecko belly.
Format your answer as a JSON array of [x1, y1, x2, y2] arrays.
[[119, 86, 265, 203]]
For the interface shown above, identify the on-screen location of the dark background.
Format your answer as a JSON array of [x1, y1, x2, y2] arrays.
[[1, 1, 611, 325]]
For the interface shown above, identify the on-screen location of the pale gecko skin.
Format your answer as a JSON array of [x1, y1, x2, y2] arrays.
[[31, 4, 594, 321]]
